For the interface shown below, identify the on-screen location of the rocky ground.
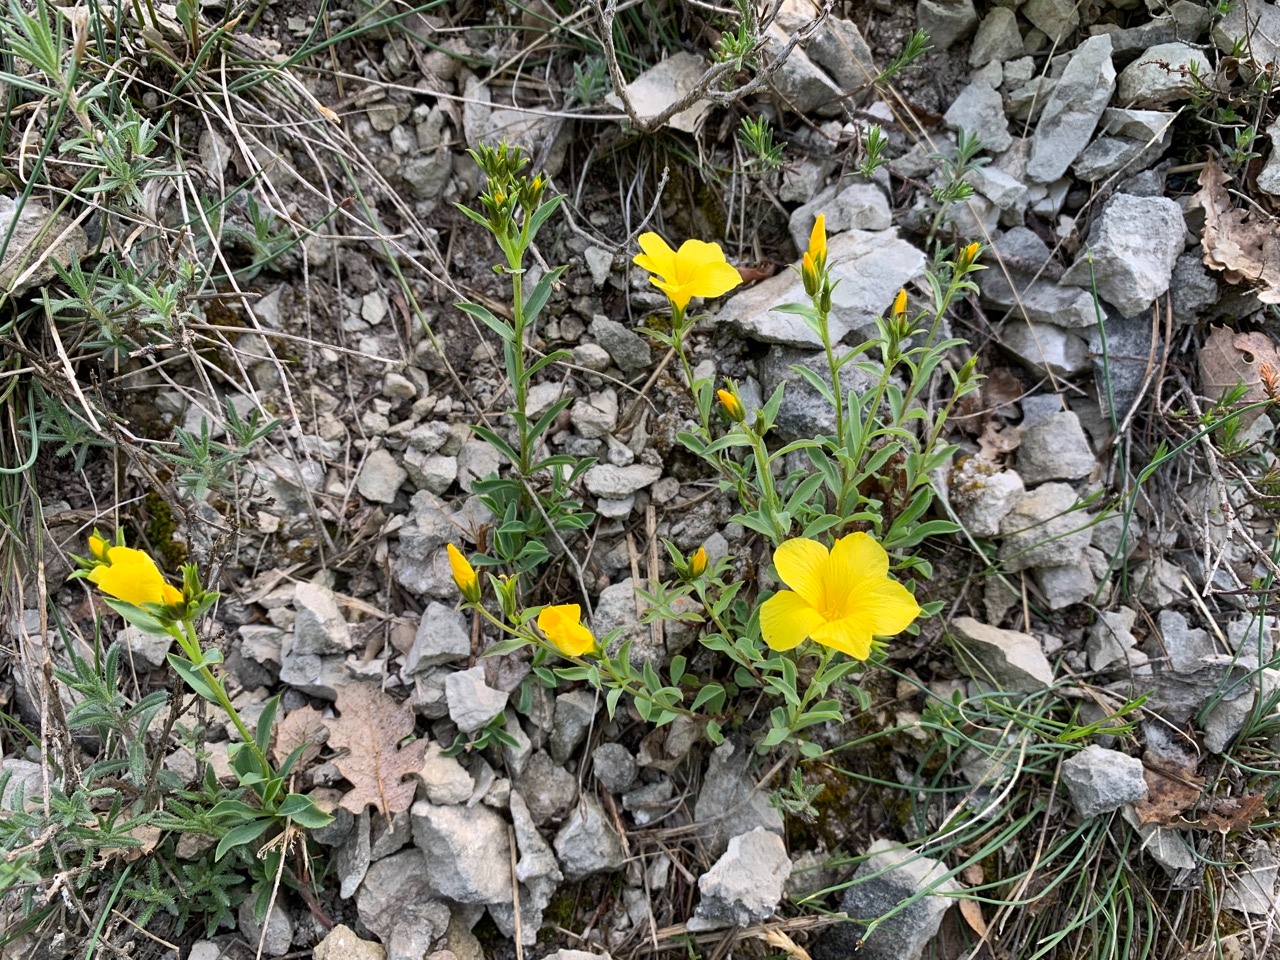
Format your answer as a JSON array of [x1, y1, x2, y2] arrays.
[[4, 1, 1280, 959]]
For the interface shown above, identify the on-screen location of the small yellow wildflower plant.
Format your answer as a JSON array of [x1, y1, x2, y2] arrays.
[[72, 531, 332, 856]]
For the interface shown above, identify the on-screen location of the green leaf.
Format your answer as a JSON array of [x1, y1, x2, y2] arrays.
[[690, 683, 725, 713], [522, 265, 567, 327], [798, 740, 823, 759], [484, 638, 532, 658], [167, 654, 220, 701], [523, 348, 573, 383], [470, 425, 520, 467], [669, 655, 687, 686], [761, 724, 790, 748], [255, 696, 280, 758], [605, 685, 624, 719], [276, 793, 334, 828], [525, 194, 564, 244], [208, 798, 262, 823], [214, 819, 273, 861], [456, 300, 515, 340], [705, 719, 724, 744], [102, 598, 173, 636]]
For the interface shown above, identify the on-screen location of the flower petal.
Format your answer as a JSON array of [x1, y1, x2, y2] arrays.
[[760, 590, 828, 651], [772, 538, 830, 609], [634, 232, 677, 280], [89, 546, 172, 607], [689, 261, 743, 300], [810, 617, 874, 660]]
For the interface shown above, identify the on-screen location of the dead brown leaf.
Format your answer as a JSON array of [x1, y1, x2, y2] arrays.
[[977, 421, 1020, 460], [1197, 155, 1280, 303], [326, 683, 428, 818], [1132, 762, 1204, 827], [958, 898, 988, 938], [1182, 793, 1268, 834], [1198, 326, 1280, 425], [272, 703, 328, 773]]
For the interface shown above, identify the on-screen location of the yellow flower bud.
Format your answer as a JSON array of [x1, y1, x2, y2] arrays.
[[958, 241, 981, 269], [689, 546, 708, 578], [446, 544, 481, 603], [717, 388, 745, 423], [801, 251, 820, 298], [807, 214, 827, 271], [891, 288, 908, 318]]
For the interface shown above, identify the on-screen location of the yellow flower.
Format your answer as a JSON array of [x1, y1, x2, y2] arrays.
[[689, 546, 708, 578], [891, 288, 908, 318], [717, 388, 745, 423], [447, 544, 480, 603], [634, 233, 743, 313], [537, 603, 597, 657], [958, 241, 981, 269], [87, 543, 183, 608], [759, 533, 920, 660], [88, 533, 109, 561], [807, 214, 827, 271]]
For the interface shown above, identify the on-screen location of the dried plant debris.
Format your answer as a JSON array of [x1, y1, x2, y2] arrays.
[[1196, 154, 1280, 303], [1198, 324, 1280, 420], [326, 682, 428, 818]]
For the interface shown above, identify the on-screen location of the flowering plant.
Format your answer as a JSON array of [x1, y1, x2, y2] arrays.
[[72, 531, 331, 856]]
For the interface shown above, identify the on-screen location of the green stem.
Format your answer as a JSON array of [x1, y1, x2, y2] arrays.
[[509, 265, 531, 477], [817, 306, 844, 444], [174, 619, 271, 778], [788, 645, 835, 734], [745, 424, 787, 543]]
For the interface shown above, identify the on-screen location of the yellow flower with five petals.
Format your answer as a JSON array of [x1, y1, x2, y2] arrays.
[[634, 233, 743, 313], [537, 604, 597, 657], [87, 543, 184, 609], [759, 533, 920, 660]]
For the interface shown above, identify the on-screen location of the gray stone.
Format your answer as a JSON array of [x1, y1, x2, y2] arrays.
[[915, 0, 977, 51], [622, 778, 674, 826], [1035, 551, 1100, 610], [965, 164, 1028, 211], [1223, 841, 1279, 915], [277, 648, 350, 700], [615, 51, 710, 133], [1027, 35, 1115, 183], [118, 625, 172, 670], [335, 810, 371, 899], [813, 839, 960, 960], [0, 197, 89, 294], [944, 82, 1012, 153], [591, 577, 654, 664], [999, 482, 1093, 572], [406, 602, 471, 673], [692, 828, 791, 928], [723, 229, 925, 348], [970, 7, 1023, 66], [1213, 1, 1280, 68], [456, 439, 502, 493], [411, 800, 512, 903], [764, 24, 844, 115], [948, 457, 1025, 538], [1117, 42, 1211, 105], [417, 742, 475, 805], [795, 14, 878, 97], [0, 759, 44, 810], [1072, 131, 1171, 182], [1061, 194, 1184, 316], [694, 740, 785, 857], [584, 246, 613, 288], [1000, 319, 1090, 377], [790, 184, 892, 251], [589, 316, 651, 376], [515, 750, 578, 825], [758, 344, 880, 442], [313, 924, 388, 960], [572, 342, 612, 372], [1087, 606, 1140, 671], [237, 900, 293, 957], [292, 582, 352, 659], [526, 381, 570, 418], [591, 743, 637, 793], [359, 850, 433, 936], [445, 666, 508, 733], [553, 794, 625, 880], [1017, 411, 1096, 484], [1171, 252, 1218, 327], [358, 448, 408, 503], [1061, 745, 1148, 817], [1156, 610, 1214, 674], [1022, 0, 1079, 42], [1090, 310, 1157, 419], [492, 791, 564, 944], [550, 689, 598, 763], [584, 464, 661, 498], [570, 389, 618, 439], [949, 617, 1055, 692]]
